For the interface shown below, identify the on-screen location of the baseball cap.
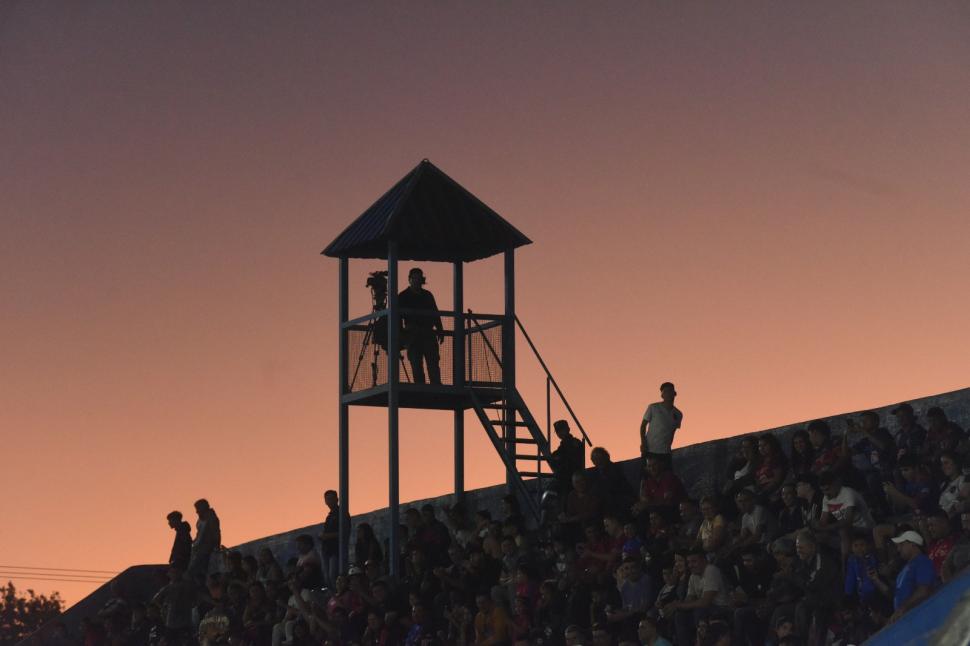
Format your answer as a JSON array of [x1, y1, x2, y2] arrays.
[[890, 530, 924, 546]]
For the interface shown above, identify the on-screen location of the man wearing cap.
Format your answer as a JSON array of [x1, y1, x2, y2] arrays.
[[398, 267, 444, 384], [871, 530, 937, 623]]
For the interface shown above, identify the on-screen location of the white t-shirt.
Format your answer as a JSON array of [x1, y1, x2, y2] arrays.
[[741, 505, 771, 543], [940, 475, 968, 515], [822, 486, 873, 529], [642, 402, 683, 454], [686, 564, 731, 607]]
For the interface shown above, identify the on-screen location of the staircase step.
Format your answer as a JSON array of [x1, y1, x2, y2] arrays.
[[514, 454, 546, 461], [488, 420, 530, 426], [509, 438, 538, 444], [519, 471, 554, 478]]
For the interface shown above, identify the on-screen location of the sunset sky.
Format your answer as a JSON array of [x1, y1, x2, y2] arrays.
[[2, 2, 969, 604]]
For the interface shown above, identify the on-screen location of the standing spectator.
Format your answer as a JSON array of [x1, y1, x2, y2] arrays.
[[640, 382, 683, 463], [320, 489, 340, 587], [872, 531, 937, 623], [190, 498, 221, 581], [551, 419, 585, 493], [790, 530, 841, 646], [166, 511, 192, 572]]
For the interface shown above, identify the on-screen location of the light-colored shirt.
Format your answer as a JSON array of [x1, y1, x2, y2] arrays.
[[686, 564, 731, 607], [822, 486, 873, 529], [643, 402, 683, 454]]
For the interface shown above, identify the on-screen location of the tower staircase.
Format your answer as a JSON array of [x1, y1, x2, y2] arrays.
[[466, 312, 593, 522]]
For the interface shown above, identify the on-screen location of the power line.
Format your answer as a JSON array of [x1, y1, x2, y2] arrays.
[[0, 565, 118, 575], [1, 574, 110, 584]]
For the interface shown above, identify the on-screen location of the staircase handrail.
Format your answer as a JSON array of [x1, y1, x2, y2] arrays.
[[514, 315, 593, 447]]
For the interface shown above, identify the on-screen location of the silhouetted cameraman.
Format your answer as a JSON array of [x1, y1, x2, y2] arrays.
[[398, 267, 444, 384]]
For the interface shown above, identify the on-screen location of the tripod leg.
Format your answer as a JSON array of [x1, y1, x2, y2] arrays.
[[400, 352, 411, 383], [350, 322, 374, 390]]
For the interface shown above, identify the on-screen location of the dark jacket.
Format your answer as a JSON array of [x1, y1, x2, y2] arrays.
[[170, 520, 192, 570]]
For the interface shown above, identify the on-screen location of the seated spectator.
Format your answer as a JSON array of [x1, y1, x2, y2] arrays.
[[815, 470, 873, 559], [845, 412, 897, 514], [938, 451, 970, 518], [925, 407, 967, 463], [622, 521, 645, 560], [561, 472, 604, 540], [789, 430, 815, 479], [591, 446, 638, 517], [942, 511, 970, 582], [633, 456, 686, 520], [773, 483, 805, 539], [755, 434, 789, 501], [637, 615, 673, 646], [808, 420, 844, 475], [695, 496, 727, 557], [726, 489, 773, 558], [354, 522, 384, 567], [607, 557, 655, 628], [662, 549, 732, 646], [883, 454, 934, 515], [729, 547, 773, 646], [474, 591, 511, 644], [891, 403, 926, 462], [293, 534, 323, 591], [722, 437, 761, 501], [674, 498, 703, 550], [870, 530, 937, 624], [843, 531, 888, 616], [257, 547, 284, 584], [925, 509, 959, 577]]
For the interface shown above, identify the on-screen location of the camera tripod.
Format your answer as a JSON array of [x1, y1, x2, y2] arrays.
[[350, 274, 411, 389]]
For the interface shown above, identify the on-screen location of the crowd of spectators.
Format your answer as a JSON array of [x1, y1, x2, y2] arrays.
[[67, 398, 970, 646]]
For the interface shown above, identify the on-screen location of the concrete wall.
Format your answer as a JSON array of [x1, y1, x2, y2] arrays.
[[231, 387, 970, 566]]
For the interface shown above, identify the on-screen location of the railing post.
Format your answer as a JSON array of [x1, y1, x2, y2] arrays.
[[453, 261, 465, 502], [503, 251, 516, 491], [387, 241, 400, 578], [338, 258, 350, 573]]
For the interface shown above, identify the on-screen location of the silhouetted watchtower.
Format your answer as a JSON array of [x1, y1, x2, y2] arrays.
[[322, 160, 590, 575]]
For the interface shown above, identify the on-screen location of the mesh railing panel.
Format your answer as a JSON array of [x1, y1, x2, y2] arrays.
[[346, 315, 485, 392], [466, 323, 503, 385]]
